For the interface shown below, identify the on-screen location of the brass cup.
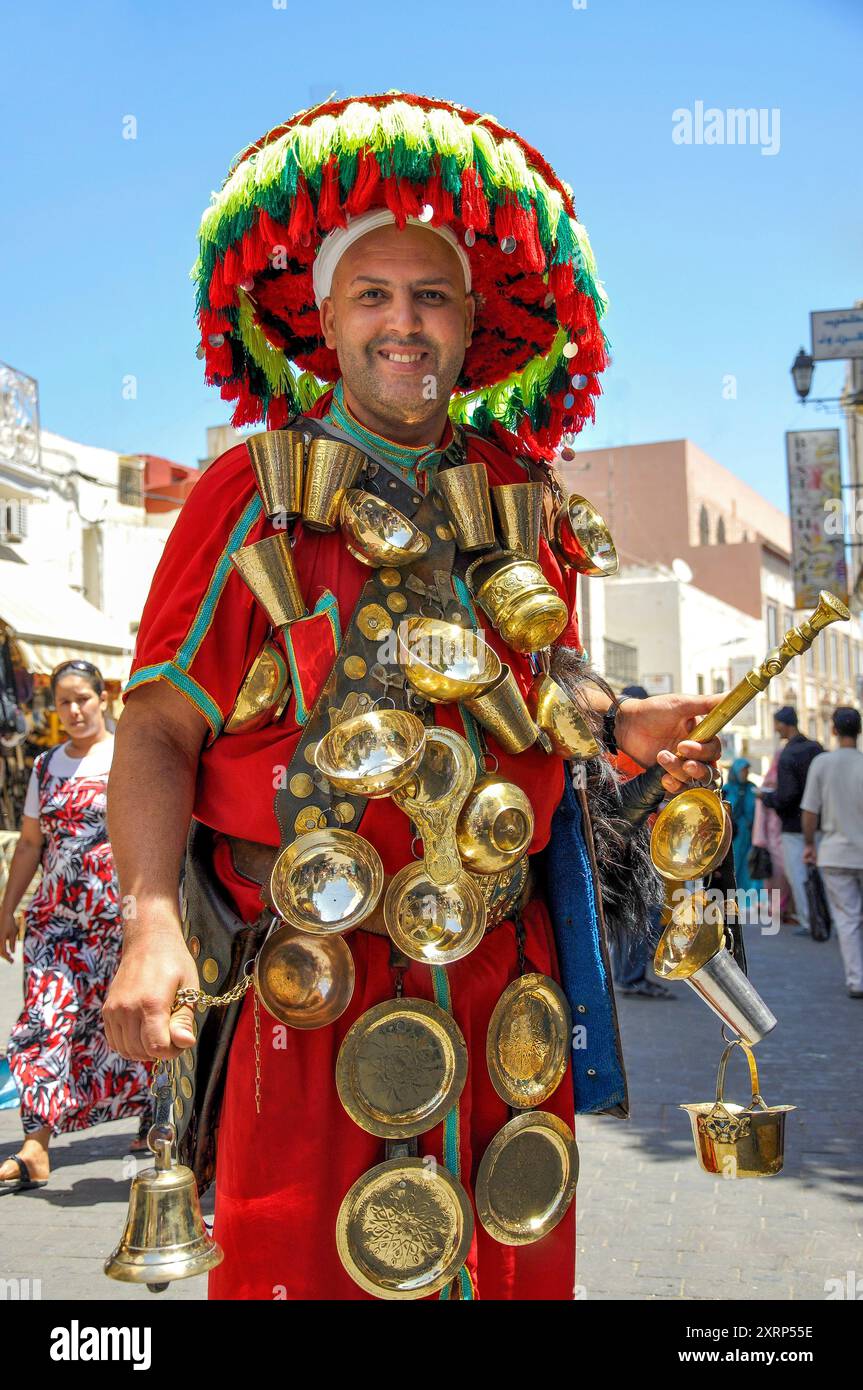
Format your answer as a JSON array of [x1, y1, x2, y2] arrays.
[[435, 462, 496, 552], [254, 922, 355, 1029], [383, 861, 487, 964], [246, 428, 306, 518], [527, 673, 599, 759], [456, 773, 535, 874], [339, 489, 430, 568], [651, 788, 731, 882], [464, 665, 540, 754], [230, 532, 307, 628], [552, 494, 619, 576], [269, 828, 384, 934], [224, 641, 290, 734], [466, 553, 568, 655], [302, 437, 366, 531], [314, 709, 426, 799], [398, 617, 502, 704], [492, 482, 544, 561]]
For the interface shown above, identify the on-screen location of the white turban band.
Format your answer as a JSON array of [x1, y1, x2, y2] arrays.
[[312, 208, 472, 306]]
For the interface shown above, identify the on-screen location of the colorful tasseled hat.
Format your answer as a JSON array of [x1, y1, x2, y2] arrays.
[[193, 91, 609, 460]]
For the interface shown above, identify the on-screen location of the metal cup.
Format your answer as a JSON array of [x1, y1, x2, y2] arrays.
[[436, 463, 496, 552], [246, 429, 306, 518], [302, 437, 365, 531], [492, 483, 544, 561], [464, 665, 540, 754], [230, 532, 307, 628]]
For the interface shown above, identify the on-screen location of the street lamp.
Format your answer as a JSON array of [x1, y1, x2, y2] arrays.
[[791, 347, 814, 401]]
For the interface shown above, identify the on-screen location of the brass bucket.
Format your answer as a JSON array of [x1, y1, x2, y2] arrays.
[[681, 1040, 795, 1178]]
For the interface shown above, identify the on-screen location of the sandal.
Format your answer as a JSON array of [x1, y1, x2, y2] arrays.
[[0, 1154, 48, 1192]]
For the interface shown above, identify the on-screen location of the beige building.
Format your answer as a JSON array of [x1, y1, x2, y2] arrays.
[[561, 439, 863, 763]]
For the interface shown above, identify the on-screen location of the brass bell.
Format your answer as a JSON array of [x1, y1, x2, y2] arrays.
[[104, 1122, 223, 1292]]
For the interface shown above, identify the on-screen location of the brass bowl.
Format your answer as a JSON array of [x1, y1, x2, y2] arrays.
[[398, 617, 502, 704], [456, 774, 535, 874], [336, 1156, 473, 1299], [383, 862, 487, 964], [475, 1111, 579, 1246], [254, 923, 355, 1029], [486, 973, 572, 1109], [651, 789, 730, 882], [527, 673, 599, 759], [339, 489, 431, 568], [224, 642, 289, 734], [315, 710, 426, 799], [270, 829, 384, 933], [552, 494, 619, 576], [336, 997, 468, 1138]]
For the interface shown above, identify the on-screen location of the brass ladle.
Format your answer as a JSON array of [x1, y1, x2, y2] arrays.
[[646, 591, 849, 880]]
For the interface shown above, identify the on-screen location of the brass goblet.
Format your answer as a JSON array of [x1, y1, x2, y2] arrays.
[[552, 494, 619, 576], [398, 617, 502, 704]]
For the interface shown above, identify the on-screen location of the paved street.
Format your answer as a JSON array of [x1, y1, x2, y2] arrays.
[[1, 918, 860, 1301]]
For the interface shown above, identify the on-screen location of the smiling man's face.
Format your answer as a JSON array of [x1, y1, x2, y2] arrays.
[[319, 222, 475, 443]]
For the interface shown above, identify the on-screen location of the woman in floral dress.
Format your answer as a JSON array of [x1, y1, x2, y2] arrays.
[[0, 660, 150, 1190]]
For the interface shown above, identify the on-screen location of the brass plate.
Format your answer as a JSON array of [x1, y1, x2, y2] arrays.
[[254, 923, 355, 1029], [476, 1111, 579, 1246], [179, 1075, 193, 1100], [336, 1157, 473, 1300], [343, 655, 368, 680], [303, 742, 320, 766], [387, 592, 408, 613], [357, 604, 394, 640], [379, 568, 402, 588], [334, 801, 356, 824], [289, 772, 314, 798], [486, 974, 572, 1109], [384, 862, 487, 964], [270, 829, 384, 934], [336, 998, 468, 1138], [201, 958, 219, 985]]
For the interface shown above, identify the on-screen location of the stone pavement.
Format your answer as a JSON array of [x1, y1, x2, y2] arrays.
[[1, 917, 860, 1301]]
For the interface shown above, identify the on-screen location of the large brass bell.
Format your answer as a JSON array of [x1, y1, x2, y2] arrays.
[[104, 1119, 222, 1292]]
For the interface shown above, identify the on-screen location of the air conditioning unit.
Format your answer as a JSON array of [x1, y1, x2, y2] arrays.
[[118, 455, 145, 507]]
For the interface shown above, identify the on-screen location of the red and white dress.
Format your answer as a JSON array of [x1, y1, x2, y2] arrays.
[[5, 738, 150, 1135]]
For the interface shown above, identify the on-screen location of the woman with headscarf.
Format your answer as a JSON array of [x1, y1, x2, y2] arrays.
[[725, 757, 764, 902], [0, 660, 150, 1190]]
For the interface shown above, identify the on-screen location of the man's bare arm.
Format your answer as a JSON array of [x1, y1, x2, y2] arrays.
[[103, 682, 208, 1061]]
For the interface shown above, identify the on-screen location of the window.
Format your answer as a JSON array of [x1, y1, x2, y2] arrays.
[[766, 604, 778, 647], [0, 501, 28, 541], [603, 638, 638, 686], [698, 505, 709, 546], [716, 517, 726, 544], [118, 457, 145, 507], [697, 674, 705, 695]]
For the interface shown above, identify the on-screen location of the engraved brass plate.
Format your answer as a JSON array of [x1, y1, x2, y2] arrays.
[[387, 592, 408, 613], [289, 773, 314, 798], [486, 973, 572, 1109], [334, 801, 356, 824], [336, 1157, 473, 1300], [379, 568, 402, 588], [476, 1111, 579, 1246], [357, 603, 394, 640], [337, 998, 468, 1138], [343, 655, 368, 680]]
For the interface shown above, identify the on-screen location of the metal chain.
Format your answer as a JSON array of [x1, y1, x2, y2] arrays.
[[172, 974, 254, 1013], [253, 988, 262, 1116]]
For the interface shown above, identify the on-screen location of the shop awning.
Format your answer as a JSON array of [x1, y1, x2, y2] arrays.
[[0, 560, 133, 682]]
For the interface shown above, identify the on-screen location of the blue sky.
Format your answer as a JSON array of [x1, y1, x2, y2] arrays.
[[1, 0, 859, 510]]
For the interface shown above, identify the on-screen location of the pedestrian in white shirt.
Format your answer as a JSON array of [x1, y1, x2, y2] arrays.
[[801, 707, 863, 997]]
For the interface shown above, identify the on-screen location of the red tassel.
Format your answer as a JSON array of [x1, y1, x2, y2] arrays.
[[267, 395, 291, 429], [345, 149, 381, 215], [208, 256, 234, 309], [318, 156, 347, 230], [422, 171, 454, 225], [459, 166, 489, 232], [288, 177, 316, 247], [258, 209, 292, 260], [231, 384, 264, 427], [223, 244, 242, 287], [241, 221, 270, 276], [383, 177, 422, 228]]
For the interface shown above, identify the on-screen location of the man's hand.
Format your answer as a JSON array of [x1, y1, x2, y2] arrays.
[[803, 843, 818, 867], [616, 693, 723, 794], [103, 906, 199, 1061]]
